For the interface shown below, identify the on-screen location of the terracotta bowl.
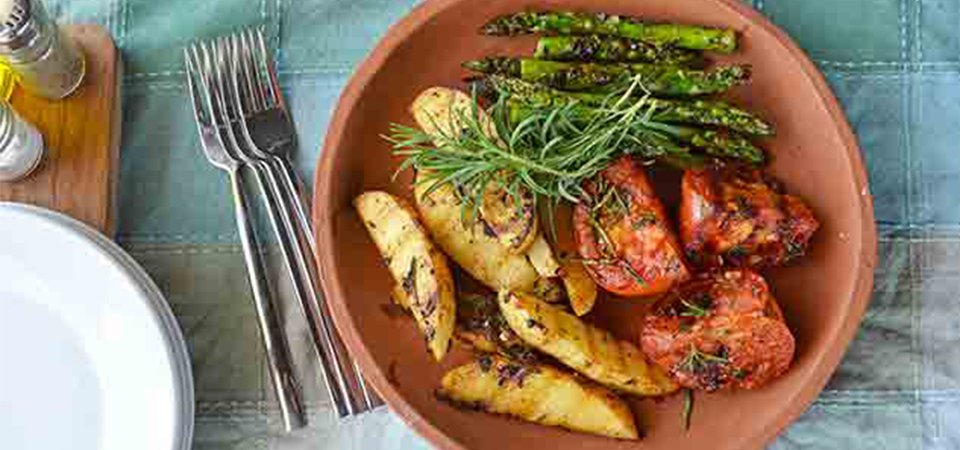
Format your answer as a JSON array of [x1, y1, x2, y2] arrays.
[[313, 0, 877, 448]]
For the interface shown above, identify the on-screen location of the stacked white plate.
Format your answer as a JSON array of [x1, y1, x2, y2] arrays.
[[0, 203, 194, 450]]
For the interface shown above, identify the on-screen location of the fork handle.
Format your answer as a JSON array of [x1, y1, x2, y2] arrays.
[[247, 159, 357, 418], [228, 167, 308, 431], [271, 156, 384, 411], [274, 158, 316, 251]]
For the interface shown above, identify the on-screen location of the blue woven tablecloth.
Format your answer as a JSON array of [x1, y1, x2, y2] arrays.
[[39, 0, 960, 448]]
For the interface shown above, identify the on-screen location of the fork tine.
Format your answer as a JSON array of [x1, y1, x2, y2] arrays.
[[217, 36, 237, 119], [196, 42, 229, 146], [243, 29, 270, 111], [254, 28, 284, 110], [211, 38, 243, 151], [227, 32, 267, 159], [228, 33, 250, 117], [237, 31, 265, 112], [183, 46, 207, 126], [198, 41, 224, 130]]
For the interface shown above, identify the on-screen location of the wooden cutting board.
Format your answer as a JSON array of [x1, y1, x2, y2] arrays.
[[0, 24, 121, 235]]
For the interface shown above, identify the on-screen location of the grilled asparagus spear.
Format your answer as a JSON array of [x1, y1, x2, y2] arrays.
[[535, 35, 704, 66], [652, 124, 765, 164], [481, 10, 737, 53], [473, 75, 773, 136], [463, 57, 749, 96], [650, 98, 774, 137]]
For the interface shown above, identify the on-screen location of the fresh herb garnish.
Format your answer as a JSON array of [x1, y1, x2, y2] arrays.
[[633, 211, 658, 229], [386, 76, 665, 232], [727, 244, 748, 258], [679, 297, 710, 318], [576, 258, 620, 266], [585, 213, 617, 257], [621, 263, 647, 286], [678, 345, 729, 375], [682, 389, 694, 431]]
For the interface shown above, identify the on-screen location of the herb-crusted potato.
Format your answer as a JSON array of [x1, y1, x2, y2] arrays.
[[438, 354, 639, 440], [391, 288, 538, 362], [354, 191, 456, 360], [413, 177, 541, 293], [525, 235, 599, 315], [411, 87, 538, 254], [454, 294, 538, 362], [479, 179, 539, 253], [499, 291, 678, 396]]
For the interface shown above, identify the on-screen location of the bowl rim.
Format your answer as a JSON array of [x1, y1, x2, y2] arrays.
[[313, 0, 878, 448]]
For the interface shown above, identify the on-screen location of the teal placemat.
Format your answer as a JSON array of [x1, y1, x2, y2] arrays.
[[38, 0, 960, 448]]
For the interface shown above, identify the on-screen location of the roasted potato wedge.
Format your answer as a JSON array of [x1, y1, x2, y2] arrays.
[[525, 234, 562, 278], [532, 276, 566, 305], [525, 235, 598, 315], [392, 288, 538, 362], [455, 294, 538, 362], [414, 177, 541, 293], [499, 291, 678, 396], [411, 87, 538, 254], [560, 260, 598, 316], [391, 284, 412, 310], [479, 179, 539, 253], [355, 191, 456, 360], [411, 86, 494, 138], [438, 354, 639, 440]]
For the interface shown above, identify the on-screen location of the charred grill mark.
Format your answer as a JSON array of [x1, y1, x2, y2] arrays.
[[482, 220, 498, 238], [478, 355, 494, 372], [512, 209, 535, 247], [436, 391, 487, 411], [402, 260, 418, 297], [505, 344, 539, 363], [422, 291, 440, 317], [525, 318, 546, 331], [496, 361, 536, 388]]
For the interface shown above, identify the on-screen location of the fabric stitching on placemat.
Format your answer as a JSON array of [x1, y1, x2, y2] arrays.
[[120, 0, 127, 46], [899, 0, 908, 64], [915, 0, 922, 64], [275, 0, 283, 64], [124, 246, 252, 256], [118, 233, 239, 242], [902, 2, 925, 446]]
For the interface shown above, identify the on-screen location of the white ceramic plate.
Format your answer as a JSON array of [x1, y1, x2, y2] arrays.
[[0, 203, 194, 450]]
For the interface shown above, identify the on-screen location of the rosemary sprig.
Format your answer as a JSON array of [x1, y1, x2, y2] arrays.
[[678, 345, 729, 375], [679, 297, 710, 318], [621, 263, 647, 286], [386, 76, 667, 223], [682, 389, 694, 431]]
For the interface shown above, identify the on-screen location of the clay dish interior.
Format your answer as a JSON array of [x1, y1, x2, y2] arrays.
[[314, 0, 877, 449]]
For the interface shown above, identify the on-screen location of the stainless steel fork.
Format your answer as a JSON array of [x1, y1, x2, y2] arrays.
[[230, 29, 384, 413], [184, 42, 307, 432], [213, 35, 360, 417]]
